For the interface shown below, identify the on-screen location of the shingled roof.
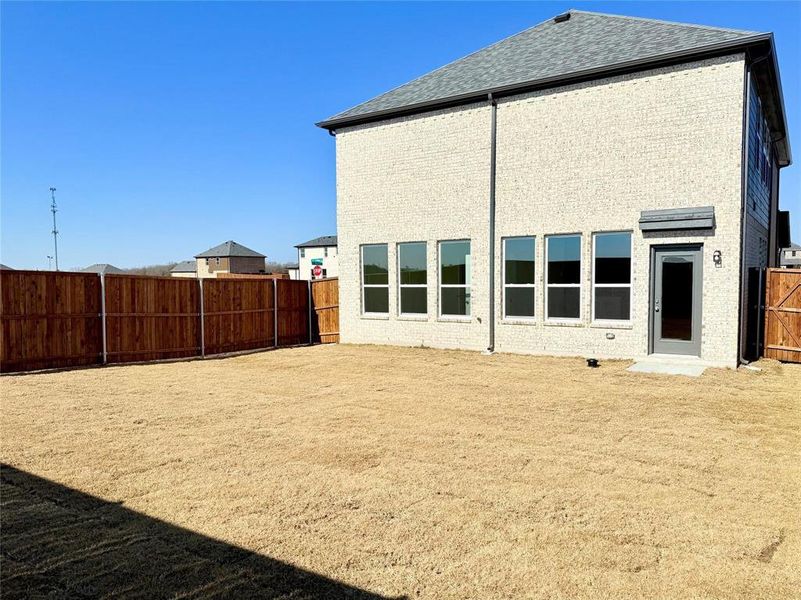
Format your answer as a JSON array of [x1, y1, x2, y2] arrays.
[[318, 10, 768, 129], [195, 241, 265, 259], [81, 263, 125, 274], [170, 260, 197, 273], [296, 235, 338, 248]]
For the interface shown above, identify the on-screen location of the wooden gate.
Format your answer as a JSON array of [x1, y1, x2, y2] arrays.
[[763, 268, 801, 363], [311, 278, 339, 343]]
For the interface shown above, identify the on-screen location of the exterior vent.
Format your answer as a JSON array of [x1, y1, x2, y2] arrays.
[[553, 12, 571, 23], [639, 206, 715, 231]]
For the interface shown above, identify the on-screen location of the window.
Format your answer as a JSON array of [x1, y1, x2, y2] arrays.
[[439, 240, 471, 317], [215, 257, 221, 265], [324, 247, 328, 257], [546, 235, 581, 320], [361, 244, 388, 314], [300, 248, 305, 258], [593, 232, 632, 322], [322, 268, 327, 278], [503, 237, 535, 318], [398, 242, 427, 315]]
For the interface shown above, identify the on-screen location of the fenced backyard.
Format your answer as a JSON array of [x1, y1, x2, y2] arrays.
[[2, 344, 799, 598], [0, 270, 339, 373]]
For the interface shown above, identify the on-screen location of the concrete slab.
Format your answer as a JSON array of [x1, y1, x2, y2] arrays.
[[627, 360, 707, 377]]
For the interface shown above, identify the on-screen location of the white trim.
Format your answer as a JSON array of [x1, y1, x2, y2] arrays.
[[502, 236, 536, 321], [397, 241, 428, 317], [361, 243, 389, 316], [438, 239, 471, 318], [591, 231, 633, 324], [545, 234, 582, 322]]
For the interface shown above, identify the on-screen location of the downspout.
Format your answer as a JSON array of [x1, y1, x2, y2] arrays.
[[737, 64, 751, 364], [487, 93, 498, 353]]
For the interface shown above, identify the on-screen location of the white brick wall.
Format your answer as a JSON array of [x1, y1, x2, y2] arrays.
[[336, 55, 746, 367]]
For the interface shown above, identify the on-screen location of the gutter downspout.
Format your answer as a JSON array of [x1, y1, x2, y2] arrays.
[[487, 93, 498, 354], [737, 64, 751, 364]]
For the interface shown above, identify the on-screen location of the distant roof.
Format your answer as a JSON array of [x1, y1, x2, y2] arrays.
[[318, 10, 776, 130], [0, 263, 13, 270], [170, 260, 197, 273], [81, 263, 125, 274], [296, 235, 337, 248], [287, 263, 299, 270], [784, 242, 801, 250], [195, 240, 265, 258]]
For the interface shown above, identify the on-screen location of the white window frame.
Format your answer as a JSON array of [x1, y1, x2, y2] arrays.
[[545, 234, 582, 322], [591, 231, 633, 324], [361, 244, 389, 316], [397, 242, 427, 317], [502, 236, 536, 321], [438, 240, 471, 319]]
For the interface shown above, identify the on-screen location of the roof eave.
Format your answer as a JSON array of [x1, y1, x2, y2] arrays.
[[317, 33, 774, 131]]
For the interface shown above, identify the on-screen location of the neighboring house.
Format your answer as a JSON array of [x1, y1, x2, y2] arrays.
[[780, 242, 801, 268], [170, 260, 198, 278], [81, 263, 125, 275], [295, 236, 338, 280], [0, 264, 13, 270], [287, 263, 300, 280], [194, 241, 266, 278], [318, 10, 791, 368]]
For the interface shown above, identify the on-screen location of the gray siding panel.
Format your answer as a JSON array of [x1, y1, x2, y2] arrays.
[[746, 79, 772, 230]]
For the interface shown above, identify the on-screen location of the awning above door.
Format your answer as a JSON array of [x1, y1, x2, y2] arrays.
[[639, 206, 715, 231]]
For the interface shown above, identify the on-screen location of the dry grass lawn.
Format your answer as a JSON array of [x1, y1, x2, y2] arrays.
[[2, 344, 800, 599]]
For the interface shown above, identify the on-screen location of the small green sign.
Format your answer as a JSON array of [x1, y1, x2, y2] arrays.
[[311, 258, 324, 265]]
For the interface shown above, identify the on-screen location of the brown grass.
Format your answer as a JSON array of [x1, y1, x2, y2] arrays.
[[2, 344, 800, 598]]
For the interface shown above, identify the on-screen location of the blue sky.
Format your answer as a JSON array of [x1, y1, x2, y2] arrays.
[[2, 1, 799, 269]]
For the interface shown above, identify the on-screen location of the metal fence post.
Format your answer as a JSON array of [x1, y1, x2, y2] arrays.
[[308, 280, 313, 345], [274, 279, 279, 348], [100, 273, 107, 364], [199, 278, 205, 358]]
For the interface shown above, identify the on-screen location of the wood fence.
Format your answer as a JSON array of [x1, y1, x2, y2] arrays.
[[763, 268, 801, 363], [1, 271, 339, 373]]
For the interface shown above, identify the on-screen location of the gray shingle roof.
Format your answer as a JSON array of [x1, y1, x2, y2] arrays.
[[81, 263, 125, 274], [195, 240, 265, 258], [319, 10, 763, 128], [170, 260, 197, 273], [0, 263, 13, 270], [296, 235, 338, 248]]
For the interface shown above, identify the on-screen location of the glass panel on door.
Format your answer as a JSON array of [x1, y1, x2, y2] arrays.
[[660, 257, 693, 341]]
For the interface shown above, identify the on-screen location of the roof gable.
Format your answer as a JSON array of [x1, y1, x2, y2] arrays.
[[195, 241, 265, 258], [320, 10, 763, 128]]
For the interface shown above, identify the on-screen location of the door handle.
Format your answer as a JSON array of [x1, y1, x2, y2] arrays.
[[655, 307, 660, 312]]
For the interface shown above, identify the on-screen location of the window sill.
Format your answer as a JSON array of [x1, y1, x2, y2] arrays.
[[361, 313, 390, 320], [544, 319, 584, 328], [437, 316, 471, 323], [398, 314, 428, 321], [590, 321, 634, 330], [502, 318, 538, 326]]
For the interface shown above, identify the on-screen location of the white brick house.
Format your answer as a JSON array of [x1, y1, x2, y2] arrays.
[[295, 236, 338, 281], [318, 10, 791, 368]]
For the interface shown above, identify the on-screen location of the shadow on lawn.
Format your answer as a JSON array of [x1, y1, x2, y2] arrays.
[[0, 464, 403, 599]]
